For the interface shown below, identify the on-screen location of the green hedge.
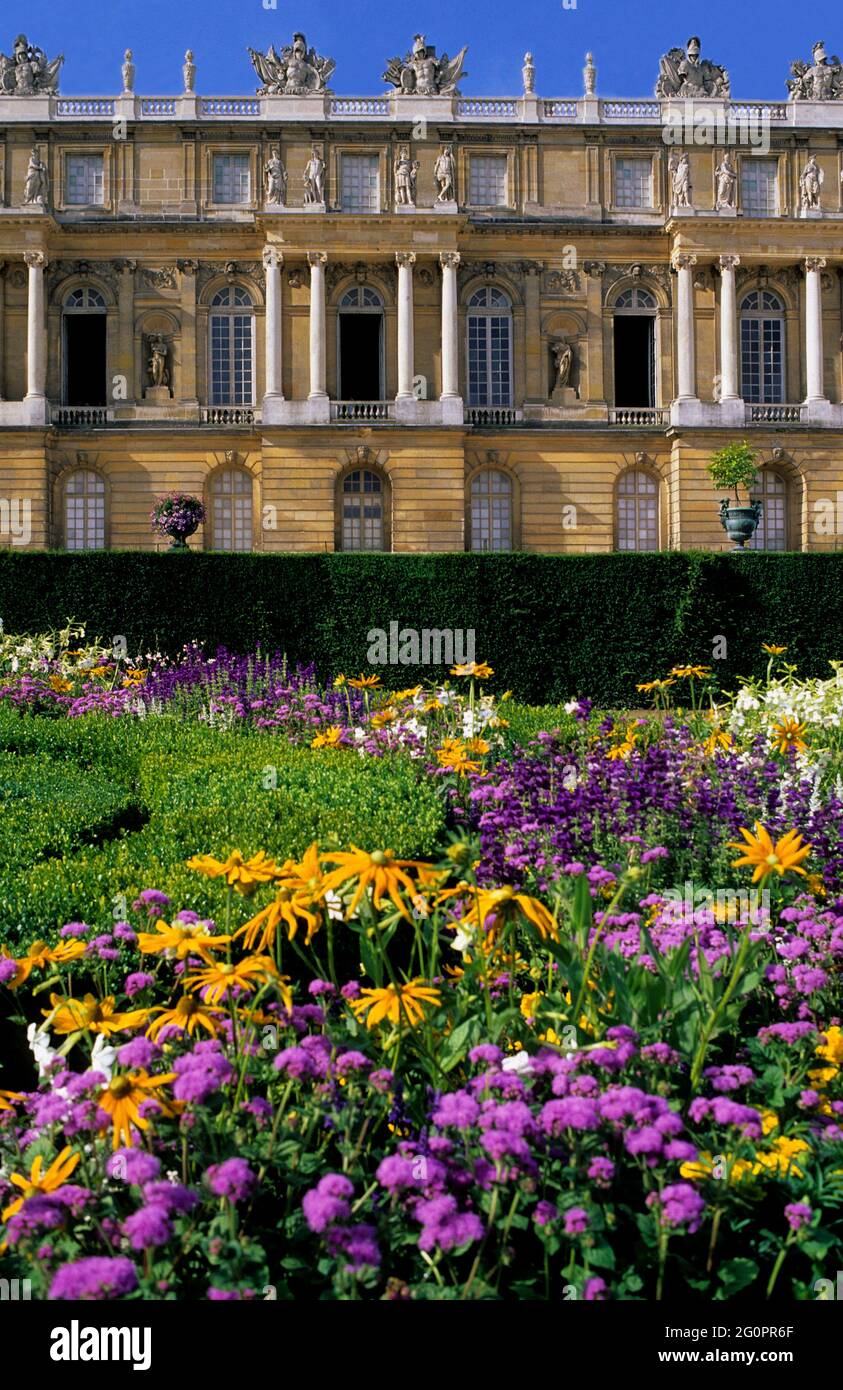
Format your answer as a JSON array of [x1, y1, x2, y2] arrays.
[[0, 551, 841, 703]]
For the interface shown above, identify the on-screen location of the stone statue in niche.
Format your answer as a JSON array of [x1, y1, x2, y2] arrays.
[[382, 33, 468, 96], [303, 149, 325, 205], [669, 150, 693, 208], [551, 338, 578, 403], [799, 154, 823, 211], [264, 149, 287, 205], [714, 150, 737, 210], [656, 36, 730, 99], [434, 145, 456, 202], [787, 42, 843, 101], [0, 34, 64, 94], [145, 336, 171, 400], [23, 147, 49, 206], [248, 32, 334, 95], [394, 146, 419, 206]]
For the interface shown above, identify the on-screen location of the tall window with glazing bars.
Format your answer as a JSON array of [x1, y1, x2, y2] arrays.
[[467, 287, 513, 407], [209, 287, 255, 406]]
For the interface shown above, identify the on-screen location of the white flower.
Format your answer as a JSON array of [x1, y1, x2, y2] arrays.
[[27, 1023, 58, 1078], [91, 1032, 117, 1082], [564, 700, 581, 715], [502, 1050, 534, 1076], [325, 890, 345, 922], [450, 927, 473, 954]]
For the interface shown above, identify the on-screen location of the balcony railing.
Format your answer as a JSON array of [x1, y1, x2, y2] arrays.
[[464, 405, 523, 426], [329, 97, 390, 117], [330, 401, 393, 422], [202, 406, 258, 426], [52, 405, 111, 427], [609, 407, 669, 426], [747, 403, 805, 424]]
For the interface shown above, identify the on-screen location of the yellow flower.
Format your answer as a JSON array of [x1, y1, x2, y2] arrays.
[[43, 993, 149, 1037], [2, 1147, 82, 1221], [48, 674, 73, 694], [807, 873, 827, 898], [348, 979, 441, 1030], [348, 674, 382, 689], [607, 741, 635, 761], [137, 920, 230, 964], [771, 718, 808, 755], [97, 1070, 177, 1149], [816, 1026, 843, 1069], [762, 644, 788, 655], [320, 845, 427, 921], [185, 850, 279, 893], [703, 728, 733, 755], [465, 737, 490, 756], [333, 674, 347, 688], [146, 995, 224, 1040], [520, 991, 542, 1021], [451, 662, 494, 679], [88, 666, 110, 680], [670, 665, 712, 680], [392, 686, 423, 702], [371, 708, 398, 729], [0, 1090, 22, 1113], [184, 955, 289, 1008], [236, 842, 327, 950], [753, 1136, 809, 1179], [680, 1152, 755, 1184], [636, 678, 675, 693], [728, 823, 812, 884], [461, 884, 559, 942], [3, 938, 87, 989], [435, 739, 483, 778], [311, 725, 345, 749]]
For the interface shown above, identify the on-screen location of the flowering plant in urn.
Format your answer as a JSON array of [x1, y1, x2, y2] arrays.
[[150, 492, 205, 550]]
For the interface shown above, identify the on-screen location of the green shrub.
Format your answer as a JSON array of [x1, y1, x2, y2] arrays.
[[0, 752, 139, 871]]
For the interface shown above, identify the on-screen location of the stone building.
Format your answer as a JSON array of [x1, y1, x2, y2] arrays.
[[2, 30, 843, 553]]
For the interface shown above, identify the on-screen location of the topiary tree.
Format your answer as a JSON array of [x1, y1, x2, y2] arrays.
[[707, 442, 759, 508]]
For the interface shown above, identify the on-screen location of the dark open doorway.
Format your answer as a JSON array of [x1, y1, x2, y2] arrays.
[[613, 316, 655, 408], [338, 314, 383, 399], [64, 316, 107, 406]]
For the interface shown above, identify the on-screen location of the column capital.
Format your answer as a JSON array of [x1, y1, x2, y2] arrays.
[[439, 251, 461, 271], [395, 251, 417, 269], [23, 251, 47, 271], [262, 246, 284, 270], [177, 259, 198, 277], [717, 254, 741, 273], [671, 252, 697, 273], [115, 258, 138, 276], [307, 251, 327, 268], [805, 255, 827, 273]]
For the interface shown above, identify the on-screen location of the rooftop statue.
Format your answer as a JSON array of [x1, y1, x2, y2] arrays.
[[0, 33, 64, 95], [382, 33, 468, 96], [248, 32, 335, 95], [655, 36, 730, 99], [787, 42, 843, 101]]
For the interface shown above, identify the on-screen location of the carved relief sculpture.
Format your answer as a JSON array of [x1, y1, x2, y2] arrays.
[[655, 36, 730, 99], [303, 148, 325, 204], [434, 144, 456, 202], [0, 34, 63, 94], [394, 146, 419, 206], [383, 34, 468, 96], [264, 148, 287, 205], [800, 153, 823, 210], [23, 147, 49, 206], [787, 42, 843, 101], [714, 150, 738, 209], [248, 33, 334, 95], [669, 150, 693, 208]]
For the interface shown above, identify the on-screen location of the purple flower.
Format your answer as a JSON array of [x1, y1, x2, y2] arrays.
[[49, 1256, 138, 1301], [325, 1223, 381, 1270], [124, 972, 154, 997], [123, 1204, 173, 1250], [273, 1046, 317, 1079], [116, 1037, 158, 1069], [647, 1183, 706, 1233], [433, 1090, 480, 1129], [59, 921, 91, 938], [533, 1200, 558, 1227], [584, 1276, 608, 1300], [303, 1174, 353, 1233], [540, 1097, 600, 1135], [415, 1195, 485, 1253], [0, 956, 18, 985], [206, 1159, 256, 1203], [107, 1149, 161, 1185], [334, 1051, 370, 1076], [142, 1181, 199, 1215], [563, 1206, 589, 1236], [785, 1202, 812, 1232]]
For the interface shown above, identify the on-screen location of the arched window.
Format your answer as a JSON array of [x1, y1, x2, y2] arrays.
[[337, 286, 384, 400], [63, 287, 107, 407], [64, 469, 105, 551], [740, 290, 785, 404], [616, 470, 659, 552], [469, 470, 513, 551], [209, 469, 253, 552], [749, 468, 789, 551], [613, 287, 657, 408], [467, 287, 512, 407], [339, 469, 386, 552], [209, 286, 255, 406]]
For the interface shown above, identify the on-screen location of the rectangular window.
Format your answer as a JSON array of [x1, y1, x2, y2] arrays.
[[340, 155, 380, 212], [614, 158, 652, 209], [212, 154, 251, 205], [741, 159, 778, 215], [740, 319, 784, 403], [210, 316, 254, 405], [65, 154, 104, 206], [468, 156, 508, 207]]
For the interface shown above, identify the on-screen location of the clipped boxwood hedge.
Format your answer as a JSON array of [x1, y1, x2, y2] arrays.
[[0, 550, 842, 704]]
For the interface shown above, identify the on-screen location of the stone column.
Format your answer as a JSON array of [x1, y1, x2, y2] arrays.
[[116, 260, 136, 405], [523, 262, 543, 403], [439, 251, 460, 399], [672, 252, 698, 403], [717, 254, 741, 401], [262, 246, 284, 401], [178, 259, 198, 408], [0, 263, 5, 401], [395, 252, 416, 401], [24, 252, 47, 401], [307, 252, 328, 400], [804, 256, 827, 403]]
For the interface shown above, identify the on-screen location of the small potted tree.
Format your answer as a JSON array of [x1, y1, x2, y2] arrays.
[[708, 441, 762, 551], [150, 492, 206, 551]]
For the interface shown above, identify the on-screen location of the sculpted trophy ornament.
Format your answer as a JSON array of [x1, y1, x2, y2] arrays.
[[787, 42, 843, 101], [714, 151, 738, 210], [264, 148, 287, 205], [382, 34, 468, 96], [799, 154, 824, 212], [655, 36, 730, 99], [669, 150, 693, 209], [434, 145, 456, 203], [303, 148, 325, 205], [248, 32, 335, 95], [394, 146, 419, 207], [0, 34, 64, 95], [23, 147, 49, 207]]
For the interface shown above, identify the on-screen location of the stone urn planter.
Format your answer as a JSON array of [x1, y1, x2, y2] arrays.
[[719, 498, 762, 551], [150, 492, 206, 551]]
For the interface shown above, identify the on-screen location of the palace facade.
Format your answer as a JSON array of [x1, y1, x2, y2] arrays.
[[2, 31, 843, 553]]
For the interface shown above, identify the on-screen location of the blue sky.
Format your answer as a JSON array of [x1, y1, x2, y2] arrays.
[[8, 1, 843, 98]]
